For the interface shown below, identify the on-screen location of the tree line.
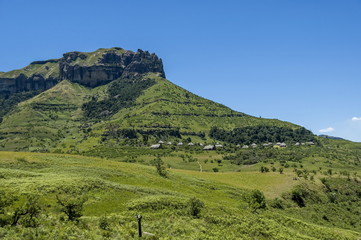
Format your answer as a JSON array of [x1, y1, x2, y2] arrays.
[[209, 125, 315, 144]]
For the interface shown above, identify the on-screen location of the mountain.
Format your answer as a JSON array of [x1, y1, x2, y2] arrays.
[[0, 47, 314, 153], [0, 48, 360, 239]]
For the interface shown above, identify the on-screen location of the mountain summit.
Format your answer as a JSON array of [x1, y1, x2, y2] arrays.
[[0, 47, 165, 96], [0, 47, 314, 153]]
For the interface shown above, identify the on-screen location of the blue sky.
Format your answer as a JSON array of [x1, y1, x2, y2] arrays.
[[0, 0, 360, 141]]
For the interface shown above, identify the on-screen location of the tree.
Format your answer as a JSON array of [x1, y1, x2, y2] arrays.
[[188, 197, 204, 218], [0, 191, 17, 226], [56, 194, 87, 221], [12, 195, 41, 227], [152, 156, 168, 177]]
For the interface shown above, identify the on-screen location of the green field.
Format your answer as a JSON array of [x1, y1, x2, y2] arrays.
[[0, 151, 360, 239]]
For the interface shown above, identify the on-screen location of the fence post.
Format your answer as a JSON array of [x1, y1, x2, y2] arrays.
[[136, 214, 142, 237]]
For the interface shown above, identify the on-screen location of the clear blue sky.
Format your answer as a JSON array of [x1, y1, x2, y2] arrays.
[[1, 0, 360, 141]]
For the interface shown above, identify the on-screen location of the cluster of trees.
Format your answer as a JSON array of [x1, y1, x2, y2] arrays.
[[82, 78, 156, 119], [209, 125, 315, 144], [103, 126, 182, 141]]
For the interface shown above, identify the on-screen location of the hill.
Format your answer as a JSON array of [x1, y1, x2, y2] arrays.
[[0, 151, 359, 239], [0, 47, 313, 153]]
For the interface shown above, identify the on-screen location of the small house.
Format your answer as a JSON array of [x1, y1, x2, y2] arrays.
[[150, 144, 161, 149], [203, 145, 215, 150]]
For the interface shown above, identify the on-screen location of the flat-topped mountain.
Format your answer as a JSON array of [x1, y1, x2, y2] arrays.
[[0, 47, 315, 153], [0, 48, 164, 96]]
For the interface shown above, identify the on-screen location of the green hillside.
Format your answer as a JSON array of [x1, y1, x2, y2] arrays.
[[0, 71, 305, 153], [0, 151, 359, 239]]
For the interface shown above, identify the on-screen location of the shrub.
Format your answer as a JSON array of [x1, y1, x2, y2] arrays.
[[127, 195, 188, 211], [291, 188, 306, 207], [188, 197, 204, 218], [12, 195, 41, 227], [269, 198, 284, 209], [99, 216, 111, 231], [0, 191, 17, 226], [247, 190, 267, 212], [151, 156, 168, 177]]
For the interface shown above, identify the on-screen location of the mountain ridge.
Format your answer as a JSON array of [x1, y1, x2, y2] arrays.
[[0, 47, 314, 153], [0, 47, 165, 96]]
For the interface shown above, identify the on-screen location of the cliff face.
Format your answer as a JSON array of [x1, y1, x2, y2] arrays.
[[0, 48, 165, 96], [0, 74, 58, 97]]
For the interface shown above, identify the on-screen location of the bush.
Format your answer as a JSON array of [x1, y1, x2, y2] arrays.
[[188, 197, 205, 218], [269, 198, 284, 209], [127, 195, 188, 211], [0, 191, 17, 226], [99, 216, 111, 231], [291, 188, 306, 207], [247, 190, 267, 212], [151, 157, 168, 177], [12, 195, 41, 227]]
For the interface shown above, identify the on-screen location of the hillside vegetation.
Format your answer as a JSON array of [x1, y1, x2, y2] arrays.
[[0, 73, 300, 153], [0, 151, 360, 239]]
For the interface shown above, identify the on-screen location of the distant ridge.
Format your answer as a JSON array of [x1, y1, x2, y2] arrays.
[[319, 134, 345, 140]]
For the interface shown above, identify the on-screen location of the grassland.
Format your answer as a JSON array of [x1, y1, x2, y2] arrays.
[[0, 151, 360, 239]]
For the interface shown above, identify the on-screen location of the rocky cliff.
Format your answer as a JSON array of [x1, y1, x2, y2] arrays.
[[0, 48, 165, 96]]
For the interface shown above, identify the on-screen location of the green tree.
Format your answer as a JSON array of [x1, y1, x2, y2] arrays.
[[152, 156, 168, 177], [56, 194, 87, 221], [12, 195, 41, 227], [0, 191, 17, 226]]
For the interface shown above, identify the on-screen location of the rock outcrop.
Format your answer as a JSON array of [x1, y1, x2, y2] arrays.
[[0, 48, 165, 96], [0, 74, 58, 97]]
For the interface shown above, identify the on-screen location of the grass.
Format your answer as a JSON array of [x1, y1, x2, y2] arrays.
[[0, 151, 360, 239], [173, 169, 299, 198]]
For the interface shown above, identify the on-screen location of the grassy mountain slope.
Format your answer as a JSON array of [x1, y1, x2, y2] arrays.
[[0, 60, 59, 79], [0, 73, 302, 153], [0, 48, 126, 79], [109, 75, 296, 131], [0, 151, 359, 239], [0, 80, 98, 151]]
